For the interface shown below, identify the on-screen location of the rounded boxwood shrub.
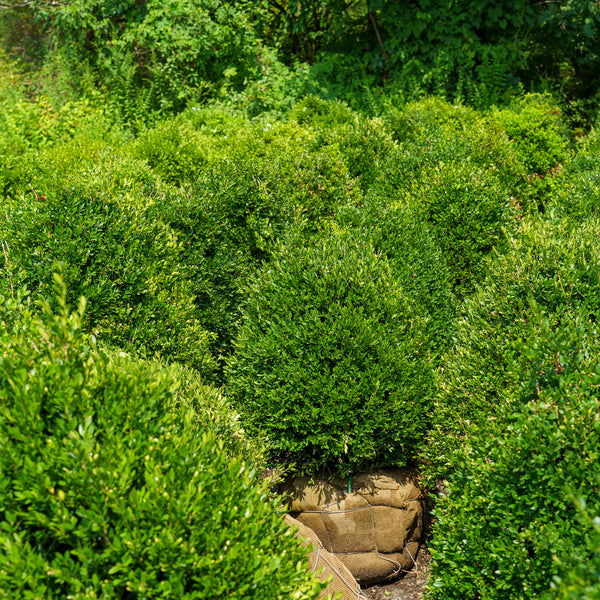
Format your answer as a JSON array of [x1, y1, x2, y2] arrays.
[[336, 199, 457, 358], [492, 94, 569, 177], [407, 160, 518, 298], [226, 228, 432, 475], [426, 310, 600, 600], [383, 97, 521, 178], [289, 95, 355, 129], [306, 111, 396, 191], [427, 216, 600, 477], [0, 284, 322, 600], [491, 94, 570, 209], [3, 184, 214, 375], [131, 117, 210, 185]]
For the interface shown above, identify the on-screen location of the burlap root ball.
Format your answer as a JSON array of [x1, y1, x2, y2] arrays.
[[287, 469, 424, 584], [284, 515, 367, 600]]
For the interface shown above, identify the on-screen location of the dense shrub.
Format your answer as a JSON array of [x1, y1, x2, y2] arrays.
[[492, 95, 569, 176], [427, 216, 600, 477], [289, 97, 396, 190], [2, 185, 215, 375], [380, 97, 528, 211], [406, 160, 518, 297], [492, 94, 570, 208], [336, 200, 457, 356], [426, 310, 600, 599], [314, 116, 396, 190], [226, 228, 432, 475], [385, 98, 483, 146], [131, 119, 210, 185], [0, 283, 322, 599], [548, 128, 600, 221], [288, 95, 355, 128], [182, 106, 316, 163], [553, 502, 600, 599]]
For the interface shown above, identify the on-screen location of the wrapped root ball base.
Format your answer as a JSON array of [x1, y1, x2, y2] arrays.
[[288, 469, 424, 584], [285, 515, 367, 600]]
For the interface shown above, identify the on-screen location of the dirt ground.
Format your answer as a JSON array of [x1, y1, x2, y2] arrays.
[[362, 545, 431, 600]]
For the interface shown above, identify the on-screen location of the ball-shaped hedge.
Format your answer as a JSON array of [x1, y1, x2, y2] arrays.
[[424, 217, 600, 599], [226, 229, 432, 475], [427, 216, 600, 477], [427, 311, 600, 600], [0, 285, 321, 600]]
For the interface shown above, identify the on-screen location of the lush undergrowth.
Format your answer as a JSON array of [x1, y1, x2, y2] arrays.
[[1, 17, 600, 595]]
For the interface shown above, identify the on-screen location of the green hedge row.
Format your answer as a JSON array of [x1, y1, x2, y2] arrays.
[[0, 282, 321, 599], [425, 215, 600, 598]]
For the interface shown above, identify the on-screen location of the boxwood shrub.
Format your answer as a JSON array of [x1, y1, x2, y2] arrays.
[[406, 160, 518, 297], [2, 184, 215, 375], [491, 94, 570, 209], [426, 310, 600, 600], [547, 129, 600, 221], [0, 284, 322, 600], [491, 94, 569, 178], [382, 97, 525, 187], [336, 199, 457, 357], [553, 503, 600, 600], [427, 216, 600, 477], [226, 228, 432, 475]]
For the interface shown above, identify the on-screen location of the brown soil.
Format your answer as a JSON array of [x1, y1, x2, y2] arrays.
[[362, 545, 431, 600]]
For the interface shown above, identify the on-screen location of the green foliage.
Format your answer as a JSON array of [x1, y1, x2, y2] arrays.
[[426, 309, 600, 599], [406, 160, 518, 297], [148, 162, 290, 363], [313, 115, 396, 191], [146, 112, 365, 362], [492, 94, 571, 209], [151, 153, 357, 363], [259, 0, 600, 113], [336, 199, 457, 357], [427, 216, 600, 477], [0, 283, 321, 599], [22, 0, 266, 121], [226, 228, 432, 475], [492, 94, 570, 182], [552, 500, 600, 599], [131, 119, 210, 185], [2, 184, 215, 376], [521, 0, 600, 105], [381, 97, 528, 205], [4, 0, 600, 124], [0, 55, 109, 193], [289, 95, 355, 128], [548, 128, 600, 221], [223, 47, 310, 119]]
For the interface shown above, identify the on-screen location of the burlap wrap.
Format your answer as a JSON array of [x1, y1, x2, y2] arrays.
[[287, 469, 424, 584], [285, 515, 367, 600]]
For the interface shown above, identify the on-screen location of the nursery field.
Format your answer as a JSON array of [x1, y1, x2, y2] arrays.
[[1, 1, 600, 598]]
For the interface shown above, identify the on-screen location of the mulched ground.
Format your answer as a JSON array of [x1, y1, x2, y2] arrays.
[[362, 545, 431, 600]]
